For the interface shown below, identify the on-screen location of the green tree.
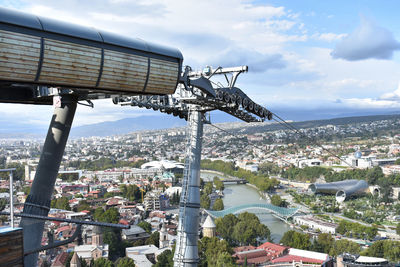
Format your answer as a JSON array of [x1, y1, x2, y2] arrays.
[[115, 257, 136, 267], [312, 233, 334, 254], [138, 221, 152, 233], [215, 214, 239, 245], [270, 195, 287, 207], [330, 239, 360, 256], [0, 163, 24, 180], [92, 257, 113, 267], [103, 229, 126, 261], [52, 196, 70, 211], [93, 207, 104, 221], [213, 176, 224, 191], [146, 231, 160, 248], [198, 237, 235, 267], [204, 182, 213, 196], [153, 249, 174, 267], [76, 200, 91, 212], [200, 194, 210, 209], [102, 207, 120, 224], [0, 198, 7, 211], [212, 199, 224, 211], [397, 223, 400, 235], [280, 230, 311, 250]]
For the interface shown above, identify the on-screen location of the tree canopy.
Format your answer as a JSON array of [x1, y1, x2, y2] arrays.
[[198, 237, 235, 267], [215, 212, 270, 246], [212, 199, 224, 211], [280, 230, 312, 250]]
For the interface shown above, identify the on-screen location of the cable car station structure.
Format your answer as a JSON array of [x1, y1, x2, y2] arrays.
[[0, 7, 272, 266]]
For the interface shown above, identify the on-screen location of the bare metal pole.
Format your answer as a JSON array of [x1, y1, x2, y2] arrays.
[[20, 94, 77, 267], [174, 107, 204, 267], [10, 171, 13, 228], [0, 168, 16, 228]]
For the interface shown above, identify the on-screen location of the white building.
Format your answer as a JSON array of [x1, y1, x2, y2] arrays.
[[341, 155, 375, 169], [298, 158, 322, 168], [294, 215, 337, 234]]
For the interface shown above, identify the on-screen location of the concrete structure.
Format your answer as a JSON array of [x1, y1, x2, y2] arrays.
[[294, 216, 337, 234], [202, 215, 216, 238]]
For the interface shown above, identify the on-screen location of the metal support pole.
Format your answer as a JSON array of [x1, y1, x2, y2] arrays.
[[174, 108, 204, 267], [0, 168, 16, 228], [20, 94, 77, 267], [10, 171, 13, 228]]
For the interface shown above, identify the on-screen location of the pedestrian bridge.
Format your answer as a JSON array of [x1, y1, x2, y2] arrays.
[[205, 203, 299, 220]]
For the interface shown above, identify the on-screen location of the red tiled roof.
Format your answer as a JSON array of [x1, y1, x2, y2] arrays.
[[272, 255, 324, 264], [236, 249, 268, 260], [119, 219, 129, 225], [234, 245, 256, 253], [257, 242, 288, 254], [52, 252, 69, 267]]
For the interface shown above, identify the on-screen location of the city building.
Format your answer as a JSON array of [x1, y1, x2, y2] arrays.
[[74, 226, 109, 263], [121, 225, 150, 242], [144, 191, 170, 211], [294, 216, 338, 234], [159, 224, 169, 249], [268, 248, 331, 267]]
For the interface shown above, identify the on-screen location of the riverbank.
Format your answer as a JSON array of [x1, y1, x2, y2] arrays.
[[200, 169, 235, 179], [220, 183, 291, 242], [201, 169, 271, 202]]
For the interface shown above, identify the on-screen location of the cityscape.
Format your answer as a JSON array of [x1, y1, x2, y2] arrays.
[[2, 114, 400, 266], [1, 1, 400, 267]]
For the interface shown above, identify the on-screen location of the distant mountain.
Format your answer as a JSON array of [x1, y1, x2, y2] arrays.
[[239, 113, 400, 134], [69, 115, 186, 137], [2, 107, 400, 139]]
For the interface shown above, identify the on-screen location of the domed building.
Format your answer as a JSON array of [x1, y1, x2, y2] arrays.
[[202, 215, 216, 238]]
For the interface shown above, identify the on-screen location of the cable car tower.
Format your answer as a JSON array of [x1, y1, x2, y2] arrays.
[[114, 65, 273, 266]]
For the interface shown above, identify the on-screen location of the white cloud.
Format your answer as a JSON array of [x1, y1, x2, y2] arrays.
[[331, 15, 400, 61], [337, 82, 400, 109], [317, 32, 347, 42]]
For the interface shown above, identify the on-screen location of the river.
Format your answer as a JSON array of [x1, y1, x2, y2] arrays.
[[201, 171, 290, 242]]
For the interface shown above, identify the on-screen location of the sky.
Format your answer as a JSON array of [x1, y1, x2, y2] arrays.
[[1, 0, 400, 127]]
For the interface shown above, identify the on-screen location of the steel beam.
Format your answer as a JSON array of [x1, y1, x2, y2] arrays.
[[20, 94, 77, 267], [174, 108, 204, 267]]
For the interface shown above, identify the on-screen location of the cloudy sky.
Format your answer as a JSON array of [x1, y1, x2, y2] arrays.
[[1, 0, 400, 127]]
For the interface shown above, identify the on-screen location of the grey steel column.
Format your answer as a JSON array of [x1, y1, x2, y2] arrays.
[[20, 95, 77, 267], [174, 108, 203, 267]]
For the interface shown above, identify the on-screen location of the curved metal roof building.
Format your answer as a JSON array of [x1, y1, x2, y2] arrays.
[[309, 179, 369, 203]]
